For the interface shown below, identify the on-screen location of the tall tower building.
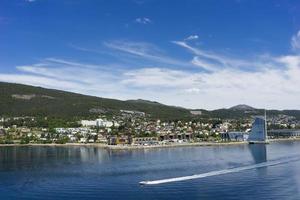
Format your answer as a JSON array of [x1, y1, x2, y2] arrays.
[[248, 115, 268, 143]]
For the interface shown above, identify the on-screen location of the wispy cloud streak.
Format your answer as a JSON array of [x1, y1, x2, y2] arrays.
[[104, 40, 189, 67], [173, 40, 278, 72], [291, 30, 300, 50], [135, 17, 152, 24], [1, 32, 300, 109]]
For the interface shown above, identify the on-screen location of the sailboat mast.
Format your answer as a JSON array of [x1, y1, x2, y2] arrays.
[[264, 109, 267, 140]]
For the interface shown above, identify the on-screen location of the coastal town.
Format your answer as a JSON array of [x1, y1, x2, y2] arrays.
[[1, 109, 300, 147]]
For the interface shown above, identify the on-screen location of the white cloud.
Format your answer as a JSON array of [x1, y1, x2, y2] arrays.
[[104, 41, 161, 57], [185, 88, 201, 93], [1, 35, 300, 110], [184, 35, 199, 41], [69, 44, 106, 55], [1, 54, 300, 110], [173, 40, 277, 72], [43, 58, 104, 69], [191, 56, 219, 72], [7, 58, 125, 99], [122, 68, 195, 88], [173, 41, 230, 68], [104, 40, 189, 67], [119, 55, 300, 109], [0, 74, 85, 92], [291, 30, 300, 50], [135, 17, 152, 24]]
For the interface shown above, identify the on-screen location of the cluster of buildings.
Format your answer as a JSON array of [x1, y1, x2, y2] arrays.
[[268, 114, 300, 129], [1, 111, 300, 145], [80, 119, 118, 128], [221, 116, 300, 142]]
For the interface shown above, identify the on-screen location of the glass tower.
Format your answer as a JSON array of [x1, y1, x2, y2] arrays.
[[248, 116, 267, 142]]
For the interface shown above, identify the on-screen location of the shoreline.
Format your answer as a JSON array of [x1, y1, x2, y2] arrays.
[[0, 141, 248, 150], [0, 138, 300, 149]]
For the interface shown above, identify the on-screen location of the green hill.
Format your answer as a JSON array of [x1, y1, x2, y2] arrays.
[[1, 82, 300, 121], [0, 82, 191, 120]]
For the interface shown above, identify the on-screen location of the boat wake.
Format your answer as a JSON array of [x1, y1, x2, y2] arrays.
[[139, 156, 300, 185]]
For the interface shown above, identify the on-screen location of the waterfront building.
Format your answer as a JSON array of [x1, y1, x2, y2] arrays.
[[268, 129, 300, 138], [158, 132, 193, 141], [221, 132, 248, 141], [132, 137, 158, 145], [248, 116, 267, 143]]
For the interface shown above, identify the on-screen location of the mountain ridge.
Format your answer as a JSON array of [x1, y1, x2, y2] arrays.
[[229, 104, 256, 111], [1, 82, 300, 120], [0, 82, 191, 120]]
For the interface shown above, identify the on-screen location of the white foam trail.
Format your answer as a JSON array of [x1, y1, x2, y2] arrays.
[[139, 157, 300, 185]]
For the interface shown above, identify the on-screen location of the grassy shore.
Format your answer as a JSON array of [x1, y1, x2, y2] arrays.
[[0, 138, 300, 150]]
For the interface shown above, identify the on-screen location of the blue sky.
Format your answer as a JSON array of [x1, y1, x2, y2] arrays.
[[1, 0, 300, 109]]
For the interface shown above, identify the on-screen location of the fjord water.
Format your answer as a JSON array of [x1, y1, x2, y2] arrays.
[[1, 142, 300, 200]]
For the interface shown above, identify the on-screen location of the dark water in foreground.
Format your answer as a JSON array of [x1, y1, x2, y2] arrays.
[[1, 142, 300, 200]]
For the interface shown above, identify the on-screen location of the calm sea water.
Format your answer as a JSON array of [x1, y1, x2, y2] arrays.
[[1, 142, 300, 200]]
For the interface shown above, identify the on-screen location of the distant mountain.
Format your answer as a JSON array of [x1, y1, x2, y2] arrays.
[[229, 104, 256, 111], [210, 108, 300, 120], [1, 82, 300, 120]]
